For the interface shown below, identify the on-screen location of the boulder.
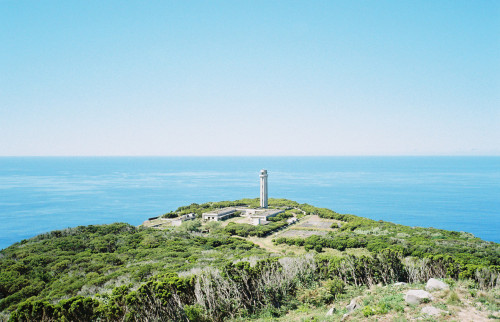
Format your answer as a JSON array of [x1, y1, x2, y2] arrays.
[[346, 298, 359, 312], [426, 278, 449, 291], [394, 282, 407, 286], [422, 306, 446, 316], [405, 290, 433, 305], [326, 307, 335, 316], [341, 313, 350, 321]]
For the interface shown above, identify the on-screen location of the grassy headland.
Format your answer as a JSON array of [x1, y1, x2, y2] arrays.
[[1, 199, 498, 321]]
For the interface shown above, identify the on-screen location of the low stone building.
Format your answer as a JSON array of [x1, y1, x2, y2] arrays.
[[250, 209, 284, 226], [202, 207, 236, 221], [171, 213, 196, 226]]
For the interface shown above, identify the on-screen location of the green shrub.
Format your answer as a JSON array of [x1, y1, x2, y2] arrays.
[[326, 277, 345, 299], [447, 291, 461, 305], [362, 305, 375, 317], [184, 304, 207, 321], [297, 287, 332, 306]]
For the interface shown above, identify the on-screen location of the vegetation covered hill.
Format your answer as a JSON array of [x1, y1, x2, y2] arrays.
[[1, 199, 498, 321]]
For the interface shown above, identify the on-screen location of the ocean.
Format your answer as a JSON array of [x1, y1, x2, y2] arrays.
[[0, 156, 499, 249]]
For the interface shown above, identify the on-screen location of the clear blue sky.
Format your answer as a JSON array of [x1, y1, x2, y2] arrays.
[[1, 1, 499, 156]]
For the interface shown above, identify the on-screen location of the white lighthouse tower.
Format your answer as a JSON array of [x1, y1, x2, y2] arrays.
[[260, 169, 268, 208]]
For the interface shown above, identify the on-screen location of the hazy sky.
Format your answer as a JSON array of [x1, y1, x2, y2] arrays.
[[1, 1, 499, 156]]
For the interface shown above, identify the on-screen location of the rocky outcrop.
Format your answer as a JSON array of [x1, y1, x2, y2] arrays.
[[422, 305, 447, 316], [425, 278, 449, 291], [404, 289, 434, 305], [339, 297, 361, 321], [346, 298, 359, 312]]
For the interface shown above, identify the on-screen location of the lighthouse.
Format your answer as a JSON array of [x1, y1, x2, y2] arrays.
[[260, 169, 268, 208]]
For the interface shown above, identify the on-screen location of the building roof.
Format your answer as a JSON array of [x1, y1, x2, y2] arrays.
[[202, 207, 236, 216], [251, 209, 283, 218]]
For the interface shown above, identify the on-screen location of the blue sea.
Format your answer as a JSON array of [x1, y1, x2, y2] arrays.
[[0, 157, 499, 249]]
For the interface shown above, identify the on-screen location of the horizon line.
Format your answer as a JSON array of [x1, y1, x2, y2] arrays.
[[1, 154, 499, 158]]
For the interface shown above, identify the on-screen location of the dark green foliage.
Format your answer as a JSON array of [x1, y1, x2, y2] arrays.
[[268, 198, 299, 208], [184, 304, 207, 322], [224, 221, 288, 237], [274, 233, 368, 252], [94, 284, 130, 321], [9, 296, 99, 322], [2, 199, 499, 321], [0, 222, 265, 313], [325, 277, 345, 299], [8, 300, 56, 322], [57, 296, 100, 322], [362, 305, 376, 317], [124, 272, 195, 321], [319, 251, 407, 287], [267, 212, 293, 222], [8, 258, 317, 321], [298, 203, 356, 221], [274, 206, 500, 283]]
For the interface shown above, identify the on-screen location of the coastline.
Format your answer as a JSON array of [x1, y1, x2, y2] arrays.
[[1, 156, 499, 249]]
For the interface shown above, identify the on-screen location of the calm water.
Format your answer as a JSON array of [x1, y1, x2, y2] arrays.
[[0, 157, 499, 249]]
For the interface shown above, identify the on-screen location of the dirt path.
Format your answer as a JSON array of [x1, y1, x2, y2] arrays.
[[246, 236, 281, 254]]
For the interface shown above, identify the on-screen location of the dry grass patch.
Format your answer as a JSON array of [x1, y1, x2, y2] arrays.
[[247, 236, 308, 255], [140, 218, 172, 229], [344, 247, 373, 257], [279, 230, 328, 238], [222, 216, 252, 226], [294, 215, 340, 230]]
